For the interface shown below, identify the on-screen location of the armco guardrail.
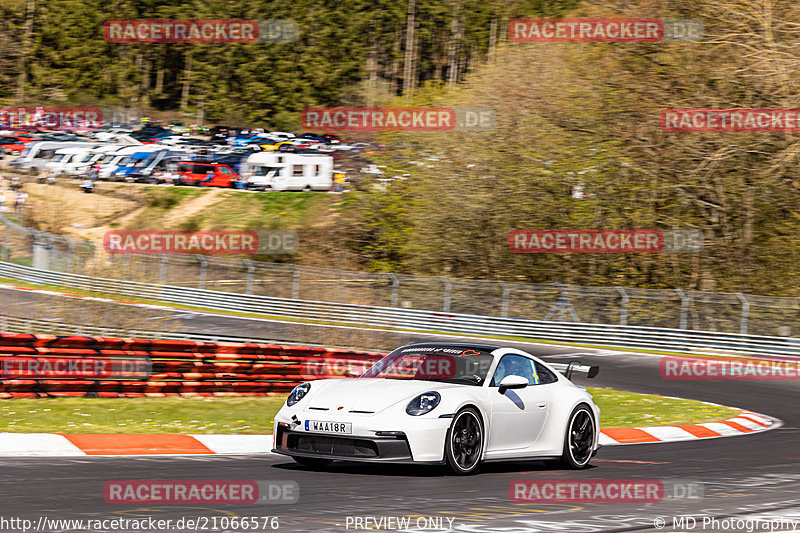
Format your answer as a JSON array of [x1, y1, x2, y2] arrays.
[[0, 315, 283, 345], [1, 261, 799, 358], [0, 333, 383, 398]]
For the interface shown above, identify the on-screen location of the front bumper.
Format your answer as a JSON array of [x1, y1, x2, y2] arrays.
[[272, 413, 452, 464], [272, 427, 443, 464]]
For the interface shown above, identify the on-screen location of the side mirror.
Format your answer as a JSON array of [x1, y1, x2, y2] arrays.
[[347, 365, 366, 378], [498, 374, 528, 393]]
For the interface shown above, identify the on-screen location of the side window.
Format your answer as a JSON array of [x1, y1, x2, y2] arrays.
[[314, 164, 321, 176], [490, 355, 540, 387], [220, 166, 232, 174], [534, 361, 558, 384], [292, 164, 304, 176]]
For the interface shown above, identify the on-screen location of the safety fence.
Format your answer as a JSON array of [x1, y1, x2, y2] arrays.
[[3, 214, 800, 336], [0, 333, 383, 398], [1, 261, 800, 358]]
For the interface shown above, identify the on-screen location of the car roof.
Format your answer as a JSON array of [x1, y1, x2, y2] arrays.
[[397, 342, 502, 352]]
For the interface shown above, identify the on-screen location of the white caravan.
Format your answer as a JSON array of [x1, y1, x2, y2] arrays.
[[242, 152, 333, 191], [10, 142, 99, 174]]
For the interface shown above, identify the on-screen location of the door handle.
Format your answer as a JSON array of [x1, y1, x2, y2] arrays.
[[537, 402, 547, 409]]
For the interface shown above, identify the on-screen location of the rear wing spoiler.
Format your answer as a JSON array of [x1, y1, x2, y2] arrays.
[[549, 361, 599, 380]]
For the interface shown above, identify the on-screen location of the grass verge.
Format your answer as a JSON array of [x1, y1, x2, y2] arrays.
[[0, 388, 741, 434]]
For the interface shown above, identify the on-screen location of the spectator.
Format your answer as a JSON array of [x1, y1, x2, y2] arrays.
[[80, 179, 94, 193], [14, 190, 27, 213]]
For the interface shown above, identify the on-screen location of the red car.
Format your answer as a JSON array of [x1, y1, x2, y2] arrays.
[[0, 135, 34, 155], [174, 161, 239, 188]]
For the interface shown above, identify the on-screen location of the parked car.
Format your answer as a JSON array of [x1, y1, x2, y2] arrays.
[[174, 161, 239, 187]]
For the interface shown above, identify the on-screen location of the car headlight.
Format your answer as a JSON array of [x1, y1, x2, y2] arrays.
[[287, 383, 311, 407], [406, 391, 441, 416]]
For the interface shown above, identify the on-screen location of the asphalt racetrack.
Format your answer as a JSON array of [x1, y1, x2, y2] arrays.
[[0, 286, 799, 533]]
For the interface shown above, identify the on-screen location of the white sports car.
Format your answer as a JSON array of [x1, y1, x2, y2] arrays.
[[272, 343, 600, 474]]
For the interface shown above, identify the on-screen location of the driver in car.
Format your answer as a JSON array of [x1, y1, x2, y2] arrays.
[[493, 356, 540, 386]]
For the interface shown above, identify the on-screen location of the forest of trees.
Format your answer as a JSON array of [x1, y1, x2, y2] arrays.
[[0, 0, 579, 127]]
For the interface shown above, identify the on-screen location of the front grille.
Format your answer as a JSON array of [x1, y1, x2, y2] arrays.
[[286, 434, 379, 457]]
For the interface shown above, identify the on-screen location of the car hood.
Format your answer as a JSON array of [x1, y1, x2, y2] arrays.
[[302, 378, 460, 414]]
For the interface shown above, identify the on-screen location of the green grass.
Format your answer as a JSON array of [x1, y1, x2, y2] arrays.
[[589, 387, 740, 427], [143, 187, 205, 209], [201, 191, 331, 230], [0, 397, 286, 434], [0, 388, 740, 434]]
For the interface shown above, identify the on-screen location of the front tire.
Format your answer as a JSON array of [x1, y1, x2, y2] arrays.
[[292, 456, 333, 468], [559, 404, 596, 469], [445, 408, 483, 475]]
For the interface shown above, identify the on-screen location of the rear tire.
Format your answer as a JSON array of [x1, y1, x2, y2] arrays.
[[444, 408, 483, 475], [558, 404, 596, 469], [292, 456, 333, 468]]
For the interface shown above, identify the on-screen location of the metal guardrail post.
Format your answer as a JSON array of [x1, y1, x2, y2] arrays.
[[616, 287, 628, 326], [675, 289, 689, 329], [441, 277, 452, 313], [736, 292, 750, 335], [389, 273, 399, 307], [160, 255, 168, 285], [500, 282, 510, 318], [196, 255, 207, 290], [244, 259, 255, 295]]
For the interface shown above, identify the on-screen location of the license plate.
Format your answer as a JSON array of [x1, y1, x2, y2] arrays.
[[305, 420, 352, 434]]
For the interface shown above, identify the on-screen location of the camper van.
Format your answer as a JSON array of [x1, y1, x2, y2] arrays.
[[45, 147, 99, 176], [99, 145, 164, 180], [10, 141, 95, 174], [242, 152, 333, 191]]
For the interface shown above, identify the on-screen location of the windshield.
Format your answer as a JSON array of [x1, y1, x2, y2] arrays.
[[360, 345, 495, 385]]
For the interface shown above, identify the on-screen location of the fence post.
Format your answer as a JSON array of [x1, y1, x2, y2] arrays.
[[616, 286, 628, 325], [63, 236, 76, 273], [441, 277, 452, 313], [675, 289, 689, 329], [2, 222, 8, 261], [336, 269, 343, 301], [160, 254, 168, 284], [196, 255, 207, 289], [736, 292, 750, 334], [292, 264, 300, 300], [500, 282, 510, 317], [389, 273, 399, 307], [244, 259, 255, 295]]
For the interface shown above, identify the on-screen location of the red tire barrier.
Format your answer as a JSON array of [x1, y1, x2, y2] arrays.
[[0, 333, 384, 398]]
